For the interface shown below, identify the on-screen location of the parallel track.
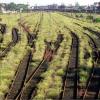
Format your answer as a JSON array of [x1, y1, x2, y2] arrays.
[[49, 15, 79, 99], [5, 50, 32, 100], [5, 13, 43, 100], [0, 28, 20, 58], [80, 32, 100, 99], [16, 34, 63, 100], [60, 31, 79, 100], [84, 27, 100, 39]]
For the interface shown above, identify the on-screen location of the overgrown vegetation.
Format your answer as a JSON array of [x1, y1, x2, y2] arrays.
[[0, 12, 100, 100]]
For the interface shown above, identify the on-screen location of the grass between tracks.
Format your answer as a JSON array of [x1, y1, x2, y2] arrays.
[[34, 28, 72, 99], [0, 12, 45, 99], [0, 29, 28, 99], [0, 13, 28, 51], [0, 12, 100, 99], [54, 13, 94, 87]]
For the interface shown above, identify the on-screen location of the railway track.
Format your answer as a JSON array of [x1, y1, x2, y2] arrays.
[[0, 24, 6, 43], [84, 27, 100, 39], [59, 31, 79, 100], [19, 13, 43, 45], [81, 63, 100, 99], [5, 50, 32, 100], [17, 50, 53, 100], [19, 13, 44, 81], [15, 34, 63, 100], [69, 23, 100, 99], [0, 23, 6, 34], [49, 16, 79, 99], [0, 28, 20, 58], [2, 13, 100, 100], [58, 13, 87, 23], [5, 33, 63, 100], [5, 14, 64, 100], [79, 32, 100, 99], [5, 13, 43, 100]]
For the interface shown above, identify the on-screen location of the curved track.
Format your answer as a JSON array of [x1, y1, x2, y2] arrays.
[[49, 16, 79, 99], [0, 28, 20, 58], [15, 34, 63, 100], [5, 13, 43, 100], [60, 31, 79, 100], [0, 23, 6, 34], [84, 27, 100, 39], [5, 50, 32, 100], [80, 32, 100, 99]]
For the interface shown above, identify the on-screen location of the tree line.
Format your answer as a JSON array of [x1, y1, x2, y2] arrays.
[[4, 2, 28, 11]]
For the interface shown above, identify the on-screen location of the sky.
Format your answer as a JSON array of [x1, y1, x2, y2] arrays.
[[0, 0, 100, 6]]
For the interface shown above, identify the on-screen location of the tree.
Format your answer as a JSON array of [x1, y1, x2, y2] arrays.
[[5, 2, 28, 11], [16, 4, 28, 11], [6, 2, 16, 11]]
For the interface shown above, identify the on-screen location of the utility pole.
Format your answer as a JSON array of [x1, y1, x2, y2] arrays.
[[93, 3, 97, 22], [94, 3, 97, 14], [19, 8, 23, 33], [27, 2, 29, 16]]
